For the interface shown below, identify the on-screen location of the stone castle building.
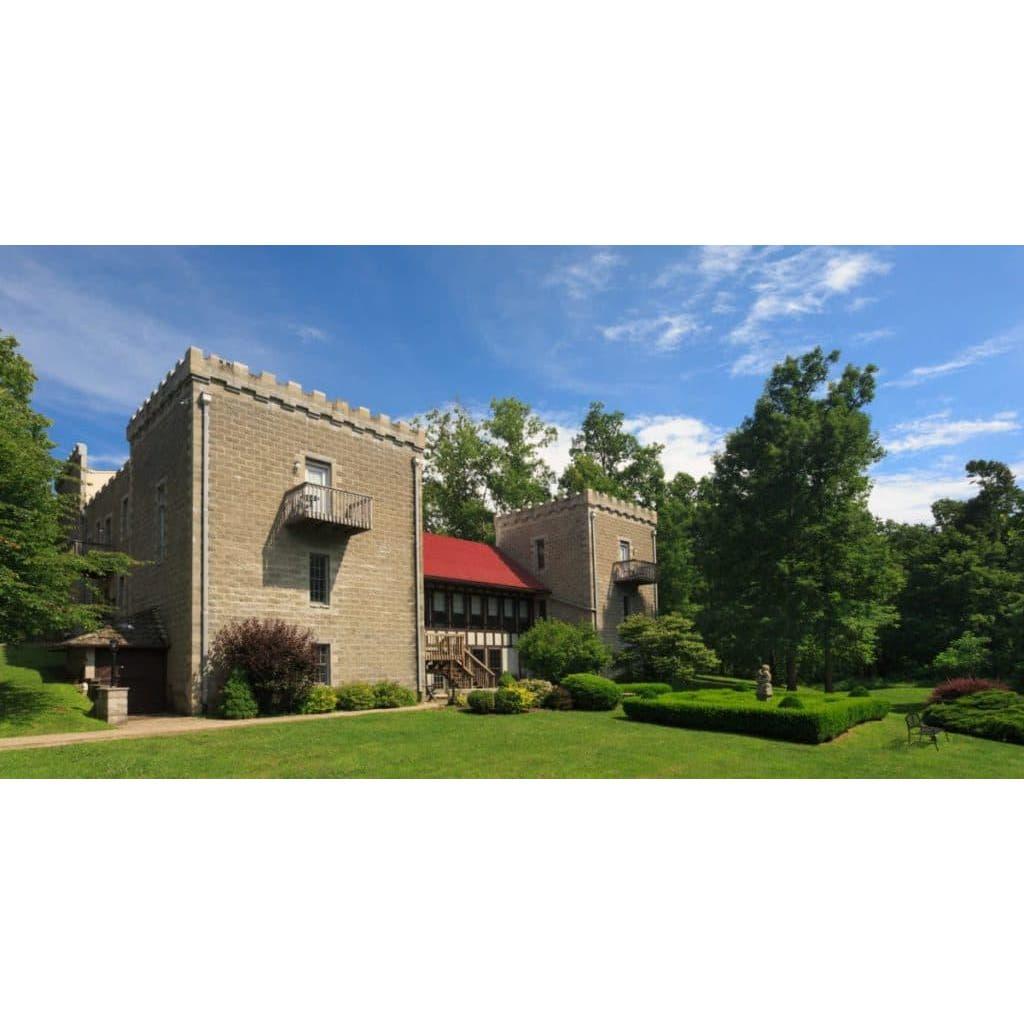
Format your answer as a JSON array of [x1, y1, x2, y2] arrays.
[[65, 348, 658, 714]]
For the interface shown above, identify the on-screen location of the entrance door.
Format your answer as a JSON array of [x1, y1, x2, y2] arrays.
[[305, 459, 332, 518]]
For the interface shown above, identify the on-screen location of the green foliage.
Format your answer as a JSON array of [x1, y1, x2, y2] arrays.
[[615, 612, 718, 687], [300, 685, 338, 714], [372, 682, 417, 708], [558, 402, 665, 508], [494, 685, 532, 714], [923, 690, 1024, 745], [210, 618, 317, 715], [217, 669, 259, 719], [334, 683, 377, 710], [778, 694, 804, 709], [561, 673, 620, 710], [932, 631, 991, 679], [616, 682, 673, 699], [848, 685, 871, 698], [467, 689, 496, 714], [622, 689, 887, 743], [542, 683, 573, 710], [656, 472, 701, 616], [498, 671, 517, 687], [517, 618, 611, 683], [483, 397, 557, 513], [694, 347, 900, 691], [0, 332, 134, 642], [517, 678, 553, 702]]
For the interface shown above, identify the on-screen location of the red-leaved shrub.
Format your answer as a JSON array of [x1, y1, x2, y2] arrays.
[[927, 677, 1010, 705], [211, 618, 318, 715]]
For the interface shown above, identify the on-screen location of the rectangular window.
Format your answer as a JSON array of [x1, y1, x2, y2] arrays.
[[119, 496, 129, 544], [469, 594, 483, 627], [538, 599, 547, 620], [451, 592, 466, 627], [431, 589, 449, 628], [619, 539, 631, 562], [502, 597, 516, 630], [116, 575, 126, 609], [104, 515, 112, 547], [487, 649, 502, 676], [309, 553, 330, 605], [471, 647, 485, 666], [535, 538, 546, 570], [95, 520, 103, 542], [623, 592, 630, 619], [486, 595, 500, 627], [314, 644, 331, 685], [518, 598, 531, 632], [156, 483, 167, 560]]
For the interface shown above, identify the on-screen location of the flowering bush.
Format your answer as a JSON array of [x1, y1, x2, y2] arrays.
[[494, 684, 532, 714], [517, 678, 553, 703], [928, 677, 1010, 704]]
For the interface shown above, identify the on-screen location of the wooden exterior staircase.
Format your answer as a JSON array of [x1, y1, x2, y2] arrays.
[[424, 633, 495, 695]]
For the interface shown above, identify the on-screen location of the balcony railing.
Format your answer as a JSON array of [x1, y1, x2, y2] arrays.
[[612, 559, 658, 585], [283, 482, 373, 532], [70, 537, 116, 555]]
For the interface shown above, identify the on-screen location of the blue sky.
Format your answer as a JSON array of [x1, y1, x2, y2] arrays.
[[1, 245, 1022, 523]]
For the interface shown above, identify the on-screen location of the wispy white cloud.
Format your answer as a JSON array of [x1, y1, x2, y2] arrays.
[[884, 326, 1022, 388], [545, 249, 622, 301], [853, 327, 895, 344], [883, 411, 1020, 454], [601, 314, 702, 353], [292, 324, 328, 342], [847, 295, 878, 313]]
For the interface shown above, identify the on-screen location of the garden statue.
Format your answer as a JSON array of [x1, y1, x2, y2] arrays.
[[756, 664, 773, 701]]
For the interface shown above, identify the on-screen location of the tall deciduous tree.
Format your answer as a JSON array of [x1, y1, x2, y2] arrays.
[[483, 397, 556, 513], [0, 331, 132, 641], [655, 472, 701, 616], [558, 401, 665, 508], [695, 348, 899, 690]]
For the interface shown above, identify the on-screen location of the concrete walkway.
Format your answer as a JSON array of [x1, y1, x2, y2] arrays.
[[0, 700, 444, 753]]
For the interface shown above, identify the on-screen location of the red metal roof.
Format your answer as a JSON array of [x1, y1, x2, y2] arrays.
[[422, 532, 547, 592]]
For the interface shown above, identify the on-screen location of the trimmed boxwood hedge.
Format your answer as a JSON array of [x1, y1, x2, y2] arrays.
[[923, 690, 1024, 745], [467, 690, 496, 714], [616, 682, 673, 699], [561, 674, 620, 710], [622, 690, 888, 744]]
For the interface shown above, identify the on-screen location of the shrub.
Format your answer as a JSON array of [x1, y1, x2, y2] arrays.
[[498, 671, 517, 687], [923, 690, 1024, 745], [300, 685, 338, 714], [848, 685, 871, 698], [468, 690, 496, 714], [778, 694, 804, 709], [932, 631, 991, 679], [372, 682, 417, 708], [334, 683, 376, 711], [517, 619, 611, 683], [494, 685, 531, 714], [928, 677, 1010, 704], [543, 683, 573, 710], [616, 682, 673, 699], [517, 678, 553, 702], [561, 673, 620, 711], [622, 690, 887, 744], [210, 617, 317, 715], [615, 613, 719, 687], [217, 669, 259, 719]]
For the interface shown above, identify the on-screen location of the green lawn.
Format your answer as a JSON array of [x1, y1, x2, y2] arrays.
[[1, 685, 1022, 777], [0, 644, 109, 739]]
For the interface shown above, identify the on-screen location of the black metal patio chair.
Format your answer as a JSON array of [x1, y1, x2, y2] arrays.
[[905, 711, 947, 750]]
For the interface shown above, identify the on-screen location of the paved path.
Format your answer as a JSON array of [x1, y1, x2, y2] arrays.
[[0, 701, 444, 753]]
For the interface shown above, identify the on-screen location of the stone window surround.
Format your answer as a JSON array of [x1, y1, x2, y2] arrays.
[[295, 449, 339, 486], [532, 535, 547, 572]]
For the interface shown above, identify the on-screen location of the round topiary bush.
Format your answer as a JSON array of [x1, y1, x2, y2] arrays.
[[778, 694, 804, 709], [561, 673, 620, 711], [300, 685, 338, 714], [543, 684, 573, 710], [334, 683, 376, 710], [372, 682, 417, 708], [849, 685, 871, 698], [494, 685, 530, 714], [468, 689, 496, 714], [217, 669, 259, 719]]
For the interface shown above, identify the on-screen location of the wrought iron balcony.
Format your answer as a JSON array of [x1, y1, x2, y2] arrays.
[[283, 482, 373, 532], [612, 559, 658, 585]]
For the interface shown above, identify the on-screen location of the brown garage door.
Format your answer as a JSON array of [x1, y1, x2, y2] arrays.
[[94, 648, 167, 713]]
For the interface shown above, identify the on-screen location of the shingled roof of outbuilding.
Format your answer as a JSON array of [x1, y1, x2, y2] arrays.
[[61, 608, 169, 649], [422, 532, 547, 592]]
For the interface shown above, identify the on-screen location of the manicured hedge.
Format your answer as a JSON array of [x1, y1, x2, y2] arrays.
[[923, 690, 1024, 745], [334, 684, 377, 711], [372, 682, 418, 708], [622, 690, 888, 744], [616, 682, 673, 699], [494, 686, 531, 714], [928, 677, 1010, 704], [300, 685, 338, 714], [561, 674, 621, 711], [468, 690, 496, 714]]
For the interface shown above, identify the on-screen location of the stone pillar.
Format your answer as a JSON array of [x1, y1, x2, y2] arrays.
[[93, 686, 130, 724]]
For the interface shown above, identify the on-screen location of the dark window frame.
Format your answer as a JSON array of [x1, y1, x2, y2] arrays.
[[534, 537, 546, 571], [309, 552, 330, 605], [469, 593, 484, 627], [451, 591, 467, 627], [486, 595, 500, 628], [314, 643, 331, 685]]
